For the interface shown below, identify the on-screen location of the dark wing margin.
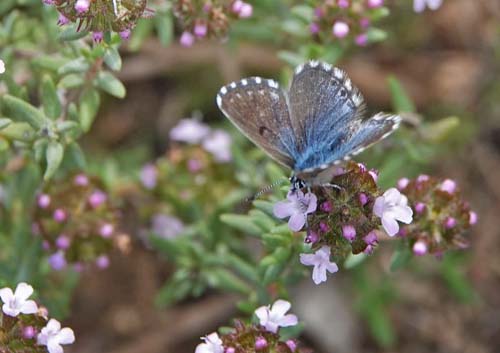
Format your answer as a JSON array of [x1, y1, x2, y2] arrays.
[[216, 77, 296, 168]]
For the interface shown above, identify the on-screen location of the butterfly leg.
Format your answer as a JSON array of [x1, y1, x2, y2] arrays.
[[320, 183, 342, 191]]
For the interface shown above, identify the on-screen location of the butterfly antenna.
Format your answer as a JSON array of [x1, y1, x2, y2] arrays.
[[246, 178, 288, 202]]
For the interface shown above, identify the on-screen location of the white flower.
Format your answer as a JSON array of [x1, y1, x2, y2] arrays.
[[254, 299, 298, 333], [169, 118, 210, 144], [373, 188, 413, 236], [0, 282, 38, 317], [413, 0, 443, 12], [202, 129, 232, 162], [0, 59, 5, 74], [299, 246, 338, 285], [37, 319, 75, 353], [195, 332, 224, 353]]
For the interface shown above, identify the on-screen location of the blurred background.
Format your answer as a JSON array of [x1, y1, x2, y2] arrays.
[[1, 0, 500, 352]]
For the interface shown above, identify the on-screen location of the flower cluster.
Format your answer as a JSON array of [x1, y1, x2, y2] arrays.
[[309, 0, 387, 46], [397, 176, 477, 256], [43, 0, 153, 42], [0, 282, 75, 353], [173, 0, 253, 47], [274, 162, 413, 284], [33, 173, 129, 271], [195, 300, 302, 353]]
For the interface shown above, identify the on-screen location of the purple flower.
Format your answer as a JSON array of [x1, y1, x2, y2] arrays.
[[417, 174, 430, 183], [413, 0, 443, 12], [359, 17, 370, 29], [414, 202, 426, 214], [151, 214, 185, 239], [194, 23, 208, 38], [53, 209, 67, 223], [413, 240, 428, 256], [119, 29, 131, 40], [337, 0, 350, 9], [202, 129, 232, 162], [0, 282, 38, 317], [195, 332, 224, 353], [469, 211, 478, 225], [169, 118, 210, 144], [74, 174, 89, 186], [37, 319, 75, 353], [75, 0, 90, 13], [332, 21, 349, 38], [374, 188, 413, 236], [305, 230, 319, 243], [225, 348, 235, 353], [363, 231, 378, 254], [273, 191, 317, 232], [96, 255, 110, 269], [286, 340, 297, 352], [88, 190, 107, 208], [99, 223, 114, 238], [48, 251, 67, 271], [38, 194, 51, 208], [92, 31, 104, 43], [319, 221, 329, 233], [310, 22, 320, 34], [56, 235, 71, 250], [300, 246, 338, 284], [439, 179, 457, 194], [320, 201, 333, 212], [140, 164, 158, 189], [57, 14, 69, 26], [255, 337, 268, 350], [355, 33, 368, 46], [254, 299, 298, 333], [179, 31, 195, 47], [342, 224, 356, 242], [367, 0, 384, 8]]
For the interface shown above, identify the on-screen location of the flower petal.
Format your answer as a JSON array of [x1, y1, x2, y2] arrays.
[[270, 299, 291, 317], [299, 253, 316, 266], [2, 304, 19, 317], [413, 0, 425, 12], [195, 343, 212, 353], [47, 341, 63, 353], [0, 287, 14, 304], [56, 328, 75, 345], [254, 306, 269, 323], [288, 212, 306, 232], [428, 0, 443, 10], [326, 262, 339, 274], [312, 264, 327, 285], [373, 196, 385, 217], [46, 319, 62, 332], [277, 313, 298, 327], [273, 200, 294, 219], [382, 214, 400, 236], [394, 205, 413, 224], [305, 192, 318, 214], [265, 321, 279, 333], [20, 300, 38, 315], [14, 282, 34, 302]]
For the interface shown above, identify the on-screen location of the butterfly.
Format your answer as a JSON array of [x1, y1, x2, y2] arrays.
[[216, 61, 401, 191]]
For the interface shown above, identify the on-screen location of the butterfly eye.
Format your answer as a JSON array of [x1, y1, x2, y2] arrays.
[[339, 88, 348, 99]]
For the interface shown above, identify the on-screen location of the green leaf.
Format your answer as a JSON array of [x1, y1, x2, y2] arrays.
[[79, 88, 100, 132], [225, 254, 259, 283], [290, 5, 314, 22], [421, 116, 460, 142], [95, 71, 126, 98], [0, 122, 35, 142], [58, 74, 85, 89], [128, 19, 154, 51], [56, 120, 80, 134], [2, 94, 48, 129], [0, 118, 12, 130], [388, 76, 416, 113], [367, 28, 388, 43], [389, 246, 412, 271], [155, 270, 192, 307], [41, 75, 62, 120], [44, 141, 64, 180], [64, 142, 87, 169], [58, 58, 90, 75], [103, 47, 122, 71], [278, 50, 306, 67], [206, 269, 251, 294], [58, 25, 89, 41], [220, 214, 262, 236]]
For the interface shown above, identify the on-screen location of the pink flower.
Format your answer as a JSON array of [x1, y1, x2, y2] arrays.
[[337, 0, 350, 8], [179, 31, 195, 47], [305, 230, 319, 243], [195, 332, 224, 353], [194, 23, 208, 38], [254, 300, 298, 333], [38, 194, 51, 208], [374, 188, 413, 236], [238, 3, 253, 18], [355, 33, 368, 46], [88, 190, 107, 208], [48, 251, 67, 271], [169, 118, 210, 144], [359, 192, 368, 206], [75, 0, 90, 13], [469, 211, 478, 225], [367, 0, 384, 8], [37, 319, 75, 353], [439, 179, 457, 194], [273, 190, 317, 231], [342, 224, 356, 242], [56, 235, 71, 250], [92, 31, 104, 43], [310, 22, 320, 34], [96, 255, 110, 269], [74, 174, 89, 186], [332, 21, 349, 38], [202, 130, 232, 162], [119, 29, 131, 40], [0, 283, 38, 317], [300, 246, 338, 284], [151, 214, 185, 239], [413, 0, 443, 12], [444, 216, 456, 229], [255, 337, 268, 350], [413, 240, 428, 256], [57, 14, 69, 26], [53, 209, 67, 223], [414, 202, 426, 214], [99, 223, 114, 238], [397, 177, 410, 190]]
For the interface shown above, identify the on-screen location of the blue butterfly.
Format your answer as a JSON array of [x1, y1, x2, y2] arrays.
[[216, 61, 400, 190]]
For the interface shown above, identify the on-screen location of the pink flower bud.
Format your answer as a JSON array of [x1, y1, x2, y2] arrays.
[[255, 337, 268, 350], [179, 31, 195, 47], [439, 179, 457, 194], [305, 230, 319, 244], [75, 0, 90, 14], [99, 223, 114, 238], [357, 162, 367, 172], [414, 202, 426, 214], [355, 33, 368, 46], [188, 158, 203, 172], [194, 23, 208, 38], [225, 348, 235, 353], [310, 22, 320, 34], [319, 221, 329, 233], [119, 29, 131, 40], [397, 177, 410, 190], [417, 174, 429, 183], [368, 169, 378, 183], [359, 192, 368, 206], [469, 211, 478, 225], [444, 217, 456, 229], [53, 209, 67, 223], [367, 0, 384, 8], [74, 174, 89, 186], [286, 340, 297, 352], [38, 194, 51, 208], [342, 224, 356, 242], [359, 17, 370, 28], [332, 21, 349, 38], [320, 201, 333, 212], [232, 0, 244, 13], [96, 255, 110, 269], [56, 235, 71, 250], [22, 326, 37, 339], [88, 190, 107, 208], [92, 31, 104, 43], [239, 3, 253, 18], [337, 0, 350, 8], [413, 240, 428, 256], [364, 231, 378, 245], [57, 14, 69, 26]]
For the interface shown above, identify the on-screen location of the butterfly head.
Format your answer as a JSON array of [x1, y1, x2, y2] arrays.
[[289, 175, 307, 193]]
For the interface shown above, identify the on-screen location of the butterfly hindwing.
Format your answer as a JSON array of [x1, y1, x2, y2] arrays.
[[216, 77, 297, 168]]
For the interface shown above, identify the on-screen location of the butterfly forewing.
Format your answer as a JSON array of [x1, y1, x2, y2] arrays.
[[216, 77, 297, 168]]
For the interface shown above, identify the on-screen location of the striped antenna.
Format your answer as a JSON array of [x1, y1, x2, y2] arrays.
[[246, 178, 289, 202]]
